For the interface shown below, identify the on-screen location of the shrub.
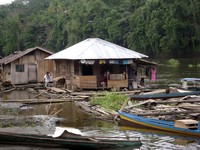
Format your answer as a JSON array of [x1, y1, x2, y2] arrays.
[[90, 91, 127, 111], [167, 59, 180, 67]]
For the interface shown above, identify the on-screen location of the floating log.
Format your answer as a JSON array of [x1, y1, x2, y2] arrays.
[[0, 99, 71, 104], [151, 98, 200, 104], [50, 87, 66, 93], [136, 110, 200, 116]]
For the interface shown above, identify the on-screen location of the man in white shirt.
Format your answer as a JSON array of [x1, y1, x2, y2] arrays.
[[44, 71, 51, 88]]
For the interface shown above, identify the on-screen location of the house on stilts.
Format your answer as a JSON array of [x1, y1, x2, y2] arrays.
[[46, 38, 157, 90]]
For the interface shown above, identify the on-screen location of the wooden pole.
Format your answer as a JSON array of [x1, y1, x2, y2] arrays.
[[33, 88, 50, 98], [138, 110, 200, 116], [120, 98, 130, 111]]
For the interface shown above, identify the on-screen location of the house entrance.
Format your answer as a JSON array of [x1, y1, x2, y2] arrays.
[[28, 64, 37, 83], [82, 65, 93, 75]]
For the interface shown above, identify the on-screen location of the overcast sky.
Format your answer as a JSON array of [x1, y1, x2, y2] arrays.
[[0, 0, 15, 5]]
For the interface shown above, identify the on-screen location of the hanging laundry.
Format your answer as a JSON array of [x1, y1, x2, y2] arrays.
[[99, 60, 106, 64], [123, 60, 128, 64], [109, 60, 119, 64], [122, 60, 133, 64], [80, 59, 95, 64]]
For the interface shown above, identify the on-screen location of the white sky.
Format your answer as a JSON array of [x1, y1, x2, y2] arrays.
[[0, 0, 15, 5]]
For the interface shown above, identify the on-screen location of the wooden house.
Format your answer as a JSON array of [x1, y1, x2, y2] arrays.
[[0, 47, 54, 85], [46, 38, 156, 90]]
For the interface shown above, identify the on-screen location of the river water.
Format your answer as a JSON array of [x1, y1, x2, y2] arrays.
[[153, 58, 200, 87], [0, 58, 200, 150]]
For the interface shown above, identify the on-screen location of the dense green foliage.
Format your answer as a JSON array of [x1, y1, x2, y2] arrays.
[[90, 91, 127, 111], [0, 0, 200, 58], [166, 58, 180, 67]]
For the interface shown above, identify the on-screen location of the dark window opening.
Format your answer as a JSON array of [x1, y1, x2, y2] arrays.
[[82, 65, 93, 75], [100, 64, 112, 74], [16, 64, 24, 72]]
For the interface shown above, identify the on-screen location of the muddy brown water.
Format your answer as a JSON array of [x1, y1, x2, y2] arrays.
[[0, 58, 200, 149], [0, 89, 200, 150]]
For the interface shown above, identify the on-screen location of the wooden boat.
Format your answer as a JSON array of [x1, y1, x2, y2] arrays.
[[129, 91, 200, 100], [118, 110, 200, 137], [0, 127, 142, 149]]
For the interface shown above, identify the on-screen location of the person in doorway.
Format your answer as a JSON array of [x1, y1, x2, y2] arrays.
[[44, 71, 51, 88], [140, 77, 145, 86], [151, 67, 156, 82]]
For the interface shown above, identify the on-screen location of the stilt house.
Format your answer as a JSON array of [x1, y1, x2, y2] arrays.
[[46, 38, 156, 90]]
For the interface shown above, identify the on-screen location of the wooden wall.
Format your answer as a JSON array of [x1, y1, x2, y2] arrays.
[[3, 50, 54, 84]]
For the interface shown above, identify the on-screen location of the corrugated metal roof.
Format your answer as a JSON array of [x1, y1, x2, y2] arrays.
[[46, 38, 148, 60], [133, 59, 158, 66], [0, 47, 53, 65]]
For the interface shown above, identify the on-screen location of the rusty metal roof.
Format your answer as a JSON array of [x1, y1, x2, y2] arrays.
[[0, 47, 53, 65]]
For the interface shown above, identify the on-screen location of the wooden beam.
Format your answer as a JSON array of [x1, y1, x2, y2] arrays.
[[137, 110, 200, 116]]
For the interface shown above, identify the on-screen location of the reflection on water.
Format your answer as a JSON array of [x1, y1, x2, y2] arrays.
[[119, 126, 200, 149], [0, 90, 35, 100], [153, 58, 200, 88], [0, 89, 200, 150]]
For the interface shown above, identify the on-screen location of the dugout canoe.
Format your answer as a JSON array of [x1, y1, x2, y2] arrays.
[[0, 127, 142, 149]]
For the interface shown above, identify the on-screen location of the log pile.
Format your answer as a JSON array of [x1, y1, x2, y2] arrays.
[[123, 95, 200, 120], [2, 83, 200, 122], [25, 86, 200, 121], [74, 89, 200, 121], [75, 101, 118, 121]]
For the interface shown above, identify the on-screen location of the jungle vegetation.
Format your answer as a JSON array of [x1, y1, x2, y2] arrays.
[[0, 0, 200, 58]]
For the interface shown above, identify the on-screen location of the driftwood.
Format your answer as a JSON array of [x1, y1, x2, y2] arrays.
[[50, 87, 66, 93], [33, 88, 51, 98], [136, 110, 200, 116], [75, 101, 116, 120], [177, 103, 200, 110], [125, 99, 155, 109], [0, 99, 71, 104], [127, 95, 200, 106], [150, 98, 200, 104]]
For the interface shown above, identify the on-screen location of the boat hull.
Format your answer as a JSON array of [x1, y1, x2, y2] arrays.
[[130, 91, 200, 100], [0, 131, 142, 149], [118, 111, 200, 137]]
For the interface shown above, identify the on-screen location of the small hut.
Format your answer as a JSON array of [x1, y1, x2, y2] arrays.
[[0, 47, 54, 85], [46, 38, 156, 90]]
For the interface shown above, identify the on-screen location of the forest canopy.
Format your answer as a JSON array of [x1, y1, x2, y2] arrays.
[[0, 0, 200, 58]]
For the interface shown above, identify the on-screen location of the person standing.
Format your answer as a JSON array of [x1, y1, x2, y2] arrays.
[[151, 67, 156, 82], [44, 71, 51, 88]]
